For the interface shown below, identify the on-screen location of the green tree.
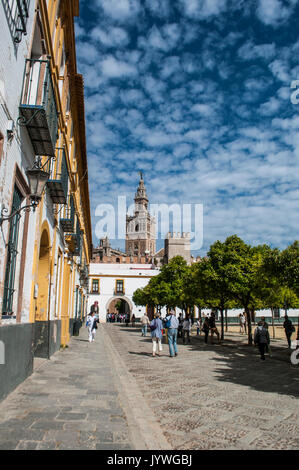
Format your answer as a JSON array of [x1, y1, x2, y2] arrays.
[[280, 241, 299, 297], [220, 235, 264, 345]]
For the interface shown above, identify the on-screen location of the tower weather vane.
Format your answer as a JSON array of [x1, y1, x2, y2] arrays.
[[139, 171, 143, 180]]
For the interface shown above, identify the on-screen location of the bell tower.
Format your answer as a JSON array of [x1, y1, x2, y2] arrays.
[[126, 173, 156, 258]]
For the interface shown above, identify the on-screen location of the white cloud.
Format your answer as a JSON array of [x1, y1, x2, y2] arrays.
[[179, 0, 227, 19], [238, 41, 276, 61], [101, 55, 137, 78], [91, 27, 130, 47], [256, 0, 298, 27], [96, 0, 142, 21], [269, 59, 290, 82], [145, 0, 171, 18]]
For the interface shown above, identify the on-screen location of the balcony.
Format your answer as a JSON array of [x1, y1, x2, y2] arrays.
[[60, 195, 75, 233], [73, 219, 82, 256], [46, 148, 69, 204], [64, 217, 81, 256], [80, 263, 89, 280], [19, 58, 58, 157]]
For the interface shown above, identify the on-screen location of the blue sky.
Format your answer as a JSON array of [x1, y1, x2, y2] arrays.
[[75, 0, 299, 255]]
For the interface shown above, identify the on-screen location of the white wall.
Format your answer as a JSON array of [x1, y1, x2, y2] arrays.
[[0, 2, 36, 323]]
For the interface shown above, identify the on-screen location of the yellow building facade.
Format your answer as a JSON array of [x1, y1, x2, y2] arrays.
[[0, 0, 91, 399], [27, 0, 92, 350]]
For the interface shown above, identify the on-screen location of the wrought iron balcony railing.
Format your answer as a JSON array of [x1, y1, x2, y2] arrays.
[[73, 220, 82, 257], [46, 147, 69, 204], [60, 194, 75, 233], [19, 58, 58, 157], [3, 0, 30, 44]]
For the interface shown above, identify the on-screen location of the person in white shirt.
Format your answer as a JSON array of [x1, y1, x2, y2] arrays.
[[182, 315, 192, 344], [140, 313, 150, 337], [86, 312, 98, 343]]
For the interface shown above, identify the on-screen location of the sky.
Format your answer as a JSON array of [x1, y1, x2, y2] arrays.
[[75, 0, 299, 255]]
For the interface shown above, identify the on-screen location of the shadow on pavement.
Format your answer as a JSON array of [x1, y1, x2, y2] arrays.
[[106, 324, 299, 399], [128, 351, 153, 357], [182, 336, 299, 399]]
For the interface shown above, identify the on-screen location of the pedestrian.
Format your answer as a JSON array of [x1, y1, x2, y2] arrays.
[[242, 311, 247, 333], [209, 312, 220, 344], [132, 314, 136, 327], [254, 321, 270, 360], [125, 313, 130, 327], [164, 309, 179, 357], [178, 313, 183, 338], [150, 313, 163, 357], [261, 316, 269, 329], [202, 316, 210, 344], [86, 311, 98, 343], [196, 317, 202, 336], [239, 313, 246, 334], [140, 312, 150, 336], [283, 315, 295, 348], [182, 314, 192, 344]]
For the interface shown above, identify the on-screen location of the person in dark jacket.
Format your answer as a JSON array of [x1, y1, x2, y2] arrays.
[[283, 315, 295, 348], [254, 321, 270, 360], [209, 312, 220, 344], [202, 316, 210, 344]]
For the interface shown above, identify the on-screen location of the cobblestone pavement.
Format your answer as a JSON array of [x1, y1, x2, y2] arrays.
[[0, 324, 298, 450], [0, 327, 137, 450], [104, 324, 299, 450]]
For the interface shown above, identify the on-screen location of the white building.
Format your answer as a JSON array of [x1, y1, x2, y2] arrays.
[[88, 263, 168, 322]]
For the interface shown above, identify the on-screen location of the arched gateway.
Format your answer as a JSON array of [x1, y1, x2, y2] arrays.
[[105, 296, 133, 318]]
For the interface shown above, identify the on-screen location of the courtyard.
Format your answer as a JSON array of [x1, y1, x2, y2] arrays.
[[0, 323, 298, 450]]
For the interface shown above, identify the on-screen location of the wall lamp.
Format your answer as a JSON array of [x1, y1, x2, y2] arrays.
[[0, 157, 50, 227]]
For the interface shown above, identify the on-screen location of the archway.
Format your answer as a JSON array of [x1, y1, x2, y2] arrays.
[[105, 296, 133, 322], [36, 229, 50, 321], [34, 228, 51, 358]]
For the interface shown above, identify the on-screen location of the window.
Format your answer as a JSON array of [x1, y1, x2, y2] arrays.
[[3, 0, 31, 44], [116, 280, 124, 294], [92, 279, 99, 294], [2, 185, 24, 315]]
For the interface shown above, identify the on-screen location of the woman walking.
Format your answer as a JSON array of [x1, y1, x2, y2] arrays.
[[150, 313, 163, 357]]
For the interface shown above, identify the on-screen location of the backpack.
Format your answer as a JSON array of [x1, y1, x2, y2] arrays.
[[165, 316, 171, 328], [150, 319, 157, 331]]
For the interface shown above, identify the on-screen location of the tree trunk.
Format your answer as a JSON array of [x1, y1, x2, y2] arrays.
[[245, 307, 253, 345], [220, 308, 224, 340], [271, 307, 275, 339], [225, 309, 228, 332]]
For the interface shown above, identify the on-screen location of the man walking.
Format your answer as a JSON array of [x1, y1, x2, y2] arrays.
[[164, 310, 179, 357], [209, 312, 220, 344], [283, 315, 295, 348], [254, 321, 270, 360], [140, 312, 150, 337]]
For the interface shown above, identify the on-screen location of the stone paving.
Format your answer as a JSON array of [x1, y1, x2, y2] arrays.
[[0, 327, 136, 450], [0, 323, 298, 450], [104, 324, 299, 450]]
